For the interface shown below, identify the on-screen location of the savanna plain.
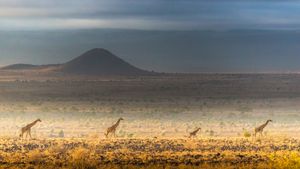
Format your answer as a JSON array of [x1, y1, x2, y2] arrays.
[[0, 73, 300, 168]]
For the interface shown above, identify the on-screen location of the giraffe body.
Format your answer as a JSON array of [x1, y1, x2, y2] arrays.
[[254, 120, 272, 137], [105, 118, 124, 138], [20, 119, 42, 139], [189, 127, 201, 138]]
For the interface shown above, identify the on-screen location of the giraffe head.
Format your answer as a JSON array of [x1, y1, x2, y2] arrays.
[[119, 117, 124, 121], [37, 118, 42, 122], [267, 119, 272, 123]]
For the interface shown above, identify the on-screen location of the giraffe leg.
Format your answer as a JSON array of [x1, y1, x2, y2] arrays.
[[110, 130, 114, 138], [29, 129, 32, 139], [20, 131, 23, 139], [113, 129, 117, 138]]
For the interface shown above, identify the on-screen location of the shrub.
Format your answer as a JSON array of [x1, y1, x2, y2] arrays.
[[58, 130, 64, 138], [243, 131, 251, 138], [70, 147, 96, 169]]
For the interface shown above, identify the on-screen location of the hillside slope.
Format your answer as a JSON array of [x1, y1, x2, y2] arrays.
[[1, 48, 153, 76]]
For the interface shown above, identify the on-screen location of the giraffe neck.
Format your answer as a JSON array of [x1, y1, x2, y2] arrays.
[[28, 120, 39, 128], [115, 119, 121, 127], [262, 121, 269, 129]]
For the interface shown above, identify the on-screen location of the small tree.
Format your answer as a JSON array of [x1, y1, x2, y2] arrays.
[[59, 130, 64, 138]]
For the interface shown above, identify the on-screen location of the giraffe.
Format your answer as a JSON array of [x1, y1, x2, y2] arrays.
[[105, 118, 124, 138], [189, 127, 201, 138], [20, 119, 42, 139], [254, 119, 272, 137]]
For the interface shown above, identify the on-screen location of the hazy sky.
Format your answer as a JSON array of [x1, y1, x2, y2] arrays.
[[1, 0, 300, 30], [1, 0, 300, 72]]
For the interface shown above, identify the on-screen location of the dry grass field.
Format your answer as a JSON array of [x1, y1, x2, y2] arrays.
[[0, 138, 299, 169], [0, 73, 299, 168]]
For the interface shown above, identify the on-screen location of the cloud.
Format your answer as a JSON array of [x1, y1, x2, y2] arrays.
[[0, 18, 207, 31], [0, 0, 300, 30]]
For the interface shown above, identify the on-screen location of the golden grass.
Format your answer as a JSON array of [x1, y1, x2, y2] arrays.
[[0, 137, 295, 168]]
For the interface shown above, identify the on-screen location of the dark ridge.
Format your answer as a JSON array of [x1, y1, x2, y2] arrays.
[[1, 64, 38, 70], [60, 48, 152, 75], [1, 48, 155, 76]]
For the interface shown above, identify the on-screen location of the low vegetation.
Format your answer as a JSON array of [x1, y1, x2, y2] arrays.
[[0, 137, 297, 168]]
